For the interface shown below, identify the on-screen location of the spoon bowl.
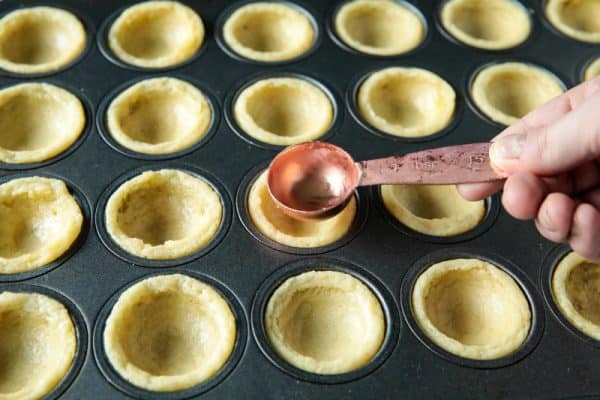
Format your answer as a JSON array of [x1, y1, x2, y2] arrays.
[[267, 142, 360, 220]]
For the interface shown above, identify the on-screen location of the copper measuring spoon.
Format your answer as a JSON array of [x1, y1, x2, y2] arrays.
[[267, 141, 506, 220]]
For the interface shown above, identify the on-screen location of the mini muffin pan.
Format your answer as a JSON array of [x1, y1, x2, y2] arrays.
[[0, 0, 598, 399]]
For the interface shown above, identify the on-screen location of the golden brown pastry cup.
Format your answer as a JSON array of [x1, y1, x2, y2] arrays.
[[0, 83, 86, 164], [0, 176, 83, 274], [105, 77, 213, 155], [0, 7, 87, 75], [222, 2, 316, 62], [104, 169, 223, 261], [107, 1, 204, 68], [103, 274, 236, 392], [232, 76, 335, 146], [334, 0, 425, 56], [242, 169, 360, 251], [470, 62, 564, 126], [264, 269, 385, 374], [546, 0, 600, 43], [0, 291, 77, 399], [551, 252, 600, 341], [380, 184, 486, 237], [356, 67, 456, 138], [252, 259, 400, 383], [440, 0, 531, 50], [411, 258, 532, 360]]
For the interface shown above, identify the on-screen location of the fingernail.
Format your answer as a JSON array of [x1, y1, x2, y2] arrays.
[[490, 134, 525, 165]]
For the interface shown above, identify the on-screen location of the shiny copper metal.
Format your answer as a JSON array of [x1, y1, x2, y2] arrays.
[[267, 141, 505, 220], [267, 142, 360, 220], [358, 142, 505, 186]]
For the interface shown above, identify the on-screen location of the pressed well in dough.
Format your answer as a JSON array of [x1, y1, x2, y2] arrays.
[[381, 184, 485, 237], [334, 0, 425, 56], [546, 0, 600, 43], [265, 270, 385, 374], [552, 252, 600, 340], [106, 77, 212, 155], [0, 83, 86, 164], [0, 177, 83, 275], [233, 77, 333, 146], [440, 0, 531, 50], [108, 1, 204, 68], [357, 67, 456, 138], [223, 2, 315, 62], [105, 169, 222, 260], [0, 291, 76, 400], [0, 7, 86, 75], [584, 58, 600, 81], [471, 62, 564, 126], [247, 171, 356, 248], [412, 258, 531, 360], [103, 274, 236, 392]]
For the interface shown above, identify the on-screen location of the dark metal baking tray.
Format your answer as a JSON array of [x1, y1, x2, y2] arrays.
[[0, 0, 598, 398]]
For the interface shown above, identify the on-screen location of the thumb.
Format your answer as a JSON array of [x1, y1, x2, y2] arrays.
[[489, 90, 600, 176]]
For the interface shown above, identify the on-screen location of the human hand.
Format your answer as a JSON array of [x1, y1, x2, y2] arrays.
[[458, 77, 600, 261]]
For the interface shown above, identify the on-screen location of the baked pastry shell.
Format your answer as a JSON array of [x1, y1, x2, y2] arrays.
[[103, 274, 236, 392], [104, 169, 223, 260], [411, 258, 532, 360], [0, 7, 87, 75], [105, 77, 212, 155], [357, 67, 456, 138], [222, 2, 316, 62], [107, 1, 204, 68], [439, 0, 531, 50], [333, 0, 425, 56], [546, 0, 600, 43], [470, 62, 564, 126]]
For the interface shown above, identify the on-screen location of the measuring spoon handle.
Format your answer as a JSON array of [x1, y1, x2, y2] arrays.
[[357, 142, 506, 186]]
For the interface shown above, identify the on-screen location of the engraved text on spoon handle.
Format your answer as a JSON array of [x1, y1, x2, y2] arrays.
[[357, 142, 506, 186]]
